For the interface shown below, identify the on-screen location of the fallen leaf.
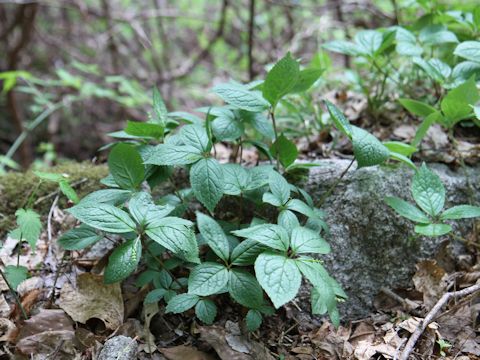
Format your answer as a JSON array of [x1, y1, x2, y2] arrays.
[[349, 322, 375, 347], [413, 260, 448, 310], [160, 345, 215, 360], [0, 318, 16, 342], [0, 295, 11, 317], [58, 273, 123, 330]]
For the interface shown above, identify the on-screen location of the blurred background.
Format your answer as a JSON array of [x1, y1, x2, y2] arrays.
[[0, 0, 478, 169]]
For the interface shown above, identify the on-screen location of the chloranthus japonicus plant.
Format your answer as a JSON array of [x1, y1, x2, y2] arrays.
[[59, 53, 408, 330]]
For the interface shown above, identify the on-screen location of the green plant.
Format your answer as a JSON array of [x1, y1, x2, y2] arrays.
[[437, 338, 452, 357], [385, 163, 480, 237], [57, 53, 418, 331]]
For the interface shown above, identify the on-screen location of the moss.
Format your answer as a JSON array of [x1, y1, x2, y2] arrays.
[[0, 161, 108, 236]]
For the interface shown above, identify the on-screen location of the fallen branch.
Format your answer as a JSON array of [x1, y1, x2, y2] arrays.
[[400, 282, 480, 360]]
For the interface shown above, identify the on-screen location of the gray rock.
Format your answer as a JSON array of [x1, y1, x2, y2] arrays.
[[98, 336, 138, 360], [301, 159, 480, 320]]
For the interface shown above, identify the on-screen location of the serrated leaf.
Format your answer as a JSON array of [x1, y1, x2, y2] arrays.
[[268, 171, 290, 205], [165, 293, 199, 313], [229, 269, 263, 308], [351, 126, 390, 168], [441, 77, 479, 126], [144, 288, 167, 304], [188, 262, 229, 296], [241, 111, 274, 139], [230, 238, 268, 266], [278, 210, 299, 234], [152, 88, 168, 128], [322, 40, 361, 56], [286, 199, 315, 218], [154, 270, 173, 289], [440, 205, 480, 220], [80, 189, 132, 206], [104, 237, 142, 284], [414, 223, 452, 237], [222, 164, 249, 195], [58, 224, 103, 250], [354, 30, 382, 56], [14, 208, 42, 249], [196, 212, 230, 262], [263, 53, 299, 107], [145, 144, 203, 166], [108, 143, 145, 190], [59, 180, 79, 204], [145, 217, 199, 263], [67, 203, 136, 233], [180, 124, 210, 152], [246, 309, 262, 331], [190, 158, 224, 213], [412, 164, 445, 216], [212, 115, 244, 142], [290, 227, 330, 254], [398, 98, 436, 117], [213, 83, 270, 112], [270, 134, 298, 168], [289, 68, 323, 93], [33, 171, 64, 182], [129, 191, 172, 226], [324, 100, 352, 138], [4, 265, 28, 290], [125, 121, 164, 139], [254, 252, 301, 308], [232, 224, 289, 251], [384, 196, 431, 223], [454, 41, 480, 62], [195, 299, 217, 325]]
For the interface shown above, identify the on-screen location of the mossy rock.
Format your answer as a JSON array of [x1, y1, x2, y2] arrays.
[[0, 161, 107, 237]]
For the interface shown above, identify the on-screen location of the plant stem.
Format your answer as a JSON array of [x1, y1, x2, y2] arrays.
[[0, 267, 27, 319], [269, 109, 281, 170], [144, 246, 183, 290], [316, 158, 355, 208]]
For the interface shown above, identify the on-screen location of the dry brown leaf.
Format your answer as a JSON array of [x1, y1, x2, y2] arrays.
[[0, 318, 17, 342], [309, 323, 353, 359], [349, 322, 375, 347], [58, 273, 123, 330], [413, 260, 448, 310], [140, 302, 159, 354], [0, 295, 11, 318], [160, 345, 215, 360]]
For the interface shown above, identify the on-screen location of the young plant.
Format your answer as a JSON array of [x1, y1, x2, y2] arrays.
[[385, 163, 480, 237]]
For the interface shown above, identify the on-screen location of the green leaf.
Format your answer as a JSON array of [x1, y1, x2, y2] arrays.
[[263, 53, 299, 107], [196, 212, 230, 262], [212, 115, 244, 142], [322, 40, 361, 56], [108, 143, 145, 190], [145, 144, 202, 166], [454, 41, 480, 62], [59, 180, 80, 204], [246, 309, 262, 331], [419, 25, 458, 45], [58, 224, 103, 250], [14, 209, 42, 249], [190, 158, 224, 213], [4, 265, 28, 290], [129, 192, 172, 226], [441, 77, 479, 126], [399, 98, 436, 117], [104, 237, 142, 284], [152, 88, 168, 128], [195, 299, 217, 325], [125, 121, 164, 139], [254, 252, 301, 308], [67, 203, 136, 233], [230, 239, 268, 266], [188, 262, 229, 296], [228, 269, 263, 308], [324, 100, 352, 138], [414, 223, 452, 237], [180, 124, 210, 153], [232, 224, 289, 251], [33, 171, 65, 182], [384, 196, 431, 223], [241, 111, 274, 139], [278, 210, 300, 234], [383, 141, 417, 157], [146, 217, 199, 263], [222, 164, 249, 195], [289, 68, 323, 93], [144, 288, 167, 304], [165, 293, 199, 313], [412, 111, 443, 147], [440, 205, 480, 220], [290, 227, 330, 254], [213, 83, 270, 112], [267, 171, 290, 205], [412, 164, 445, 216], [286, 199, 315, 218], [270, 134, 298, 168], [354, 30, 382, 56], [351, 126, 390, 168], [80, 189, 132, 206]]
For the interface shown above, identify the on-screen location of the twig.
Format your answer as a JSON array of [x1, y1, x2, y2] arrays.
[[400, 282, 480, 360]]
